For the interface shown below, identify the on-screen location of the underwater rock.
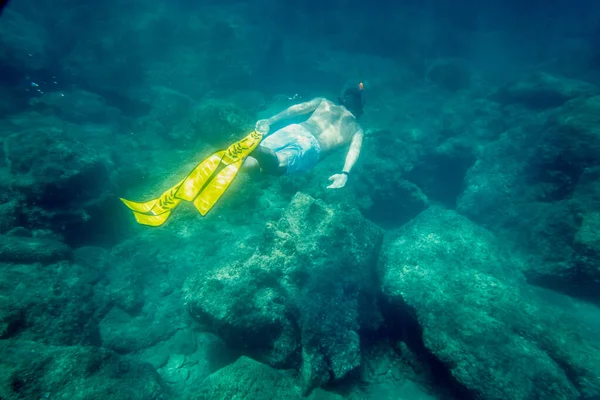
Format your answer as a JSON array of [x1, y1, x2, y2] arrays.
[[426, 58, 472, 92], [135, 330, 234, 395], [351, 129, 430, 227], [195, 356, 301, 400], [0, 201, 19, 234], [493, 72, 597, 110], [526, 95, 600, 201], [404, 138, 476, 209], [3, 118, 122, 247], [381, 206, 600, 400], [194, 356, 343, 400], [458, 95, 600, 298], [356, 341, 443, 400], [0, 234, 71, 264], [29, 89, 123, 125], [572, 212, 600, 279], [0, 339, 165, 400], [6, 122, 113, 207], [185, 100, 254, 146], [184, 192, 383, 391], [0, 258, 102, 345], [94, 227, 213, 354], [356, 167, 429, 227], [131, 86, 195, 143], [99, 305, 181, 354], [457, 124, 539, 228]]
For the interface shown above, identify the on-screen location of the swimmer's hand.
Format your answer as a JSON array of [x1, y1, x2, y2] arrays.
[[255, 119, 270, 135], [327, 173, 348, 189]]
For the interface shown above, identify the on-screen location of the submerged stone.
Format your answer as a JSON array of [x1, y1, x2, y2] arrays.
[[493, 72, 597, 110], [0, 339, 165, 400], [381, 206, 600, 400], [184, 192, 383, 391]]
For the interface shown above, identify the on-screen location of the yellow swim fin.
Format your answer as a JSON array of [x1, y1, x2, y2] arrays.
[[174, 151, 225, 201], [130, 208, 174, 227], [191, 130, 263, 216], [120, 130, 263, 226], [193, 160, 243, 215], [118, 150, 224, 227], [119, 178, 184, 227]]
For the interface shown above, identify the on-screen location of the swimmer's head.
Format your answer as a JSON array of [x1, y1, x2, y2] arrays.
[[338, 82, 365, 119]]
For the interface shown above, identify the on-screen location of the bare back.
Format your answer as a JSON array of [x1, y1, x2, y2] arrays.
[[301, 99, 361, 153]]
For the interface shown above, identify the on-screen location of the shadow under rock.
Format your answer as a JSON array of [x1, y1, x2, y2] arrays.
[[527, 271, 600, 308], [23, 196, 135, 249], [69, 198, 135, 248], [375, 294, 475, 400], [405, 146, 476, 209]]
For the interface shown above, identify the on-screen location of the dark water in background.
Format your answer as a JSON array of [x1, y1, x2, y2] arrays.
[[1, 0, 600, 399], [3, 0, 600, 102]]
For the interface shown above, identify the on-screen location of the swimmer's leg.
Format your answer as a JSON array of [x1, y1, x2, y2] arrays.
[[250, 145, 287, 176], [242, 156, 260, 172]]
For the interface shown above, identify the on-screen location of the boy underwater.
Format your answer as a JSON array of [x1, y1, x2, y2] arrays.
[[120, 83, 366, 226], [248, 82, 365, 189]]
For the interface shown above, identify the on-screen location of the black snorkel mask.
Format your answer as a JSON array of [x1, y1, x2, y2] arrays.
[[338, 82, 365, 118]]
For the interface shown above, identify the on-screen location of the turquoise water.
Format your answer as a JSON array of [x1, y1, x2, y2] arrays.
[[1, 1, 600, 399]]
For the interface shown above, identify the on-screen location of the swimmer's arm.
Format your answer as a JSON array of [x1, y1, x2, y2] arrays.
[[267, 98, 325, 125], [341, 129, 363, 174]]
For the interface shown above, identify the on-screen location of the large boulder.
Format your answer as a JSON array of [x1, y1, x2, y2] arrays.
[[1, 114, 133, 247], [0, 340, 166, 400], [193, 356, 343, 400], [5, 117, 114, 208], [29, 89, 124, 125], [138, 330, 234, 394], [492, 72, 597, 110], [0, 231, 71, 264], [0, 237, 104, 346], [196, 356, 300, 400], [526, 95, 600, 202], [426, 58, 472, 92], [0, 201, 19, 234], [354, 156, 430, 227], [184, 99, 255, 147], [130, 86, 195, 144], [458, 94, 600, 300], [381, 207, 600, 400], [84, 241, 194, 355], [184, 192, 384, 391]]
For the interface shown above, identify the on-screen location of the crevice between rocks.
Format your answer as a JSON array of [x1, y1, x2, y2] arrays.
[[376, 294, 476, 400]]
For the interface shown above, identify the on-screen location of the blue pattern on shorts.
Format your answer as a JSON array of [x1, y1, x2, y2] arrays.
[[260, 124, 321, 175]]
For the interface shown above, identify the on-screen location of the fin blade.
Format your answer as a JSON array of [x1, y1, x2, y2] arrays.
[[193, 160, 243, 216], [120, 197, 159, 213], [220, 130, 263, 165], [120, 131, 262, 225], [132, 209, 173, 227], [175, 151, 225, 202], [121, 179, 184, 225], [121, 178, 185, 213]]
